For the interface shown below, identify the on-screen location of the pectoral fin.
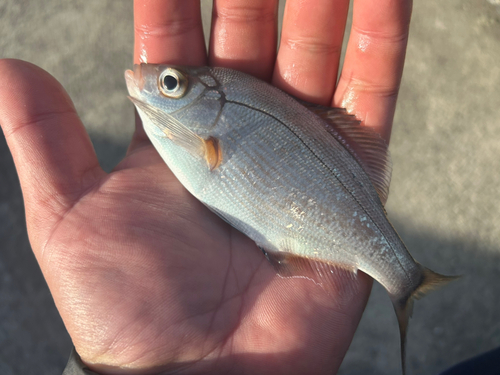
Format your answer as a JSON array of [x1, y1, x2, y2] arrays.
[[129, 97, 222, 170]]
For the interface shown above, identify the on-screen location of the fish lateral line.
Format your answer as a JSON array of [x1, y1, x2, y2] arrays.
[[130, 80, 409, 286], [223, 99, 405, 279], [223, 100, 361, 195]]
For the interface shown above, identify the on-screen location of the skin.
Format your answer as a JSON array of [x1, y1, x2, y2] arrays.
[[0, 0, 412, 374]]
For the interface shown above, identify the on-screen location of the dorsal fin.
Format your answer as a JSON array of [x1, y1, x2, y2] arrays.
[[301, 101, 392, 205]]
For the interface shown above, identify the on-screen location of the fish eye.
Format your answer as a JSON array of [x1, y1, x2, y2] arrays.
[[159, 68, 188, 99]]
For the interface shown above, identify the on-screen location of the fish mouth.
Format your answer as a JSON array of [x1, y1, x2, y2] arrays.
[[124, 64, 145, 97]]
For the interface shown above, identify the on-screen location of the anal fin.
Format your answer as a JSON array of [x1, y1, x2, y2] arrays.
[[260, 248, 358, 296]]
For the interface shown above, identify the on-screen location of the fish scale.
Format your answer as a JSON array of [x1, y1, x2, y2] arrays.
[[126, 64, 457, 374], [216, 115, 344, 242], [213, 97, 397, 274]]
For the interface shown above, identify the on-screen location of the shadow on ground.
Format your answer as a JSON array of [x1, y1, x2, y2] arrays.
[[1, 0, 500, 374], [0, 132, 498, 375], [0, 132, 128, 375]]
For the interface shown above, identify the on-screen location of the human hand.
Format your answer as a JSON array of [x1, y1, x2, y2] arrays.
[[0, 0, 411, 374]]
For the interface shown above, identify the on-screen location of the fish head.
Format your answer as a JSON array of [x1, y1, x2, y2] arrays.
[[125, 64, 224, 177], [126, 64, 206, 112], [125, 64, 225, 135]]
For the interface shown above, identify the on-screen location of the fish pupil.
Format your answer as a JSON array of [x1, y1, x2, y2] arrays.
[[164, 75, 178, 91]]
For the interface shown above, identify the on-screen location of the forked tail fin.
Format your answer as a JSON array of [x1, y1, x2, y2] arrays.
[[391, 264, 459, 374]]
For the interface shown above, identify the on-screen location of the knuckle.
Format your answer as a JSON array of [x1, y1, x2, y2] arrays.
[[350, 78, 400, 99], [214, 3, 276, 24], [134, 17, 201, 39], [352, 26, 409, 46], [283, 36, 342, 57], [4, 109, 76, 139]]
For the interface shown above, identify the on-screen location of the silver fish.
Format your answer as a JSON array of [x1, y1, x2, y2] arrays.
[[125, 64, 457, 374]]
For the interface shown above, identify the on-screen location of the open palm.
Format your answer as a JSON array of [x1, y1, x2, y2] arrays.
[[0, 1, 411, 374]]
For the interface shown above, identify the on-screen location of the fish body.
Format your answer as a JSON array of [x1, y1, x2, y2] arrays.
[[125, 64, 455, 373]]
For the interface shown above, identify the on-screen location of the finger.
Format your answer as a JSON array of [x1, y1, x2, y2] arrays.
[[334, 0, 412, 143], [268, 271, 372, 373], [131, 0, 207, 151], [134, 0, 206, 66], [209, 0, 279, 81], [0, 59, 105, 249], [272, 0, 349, 105]]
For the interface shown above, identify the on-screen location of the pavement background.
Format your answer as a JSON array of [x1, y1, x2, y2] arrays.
[[1, 1, 499, 374]]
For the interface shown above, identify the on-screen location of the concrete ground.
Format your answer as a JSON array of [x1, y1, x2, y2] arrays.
[[1, 1, 499, 374]]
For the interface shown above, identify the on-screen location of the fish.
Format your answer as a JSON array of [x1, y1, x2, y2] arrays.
[[125, 64, 457, 374]]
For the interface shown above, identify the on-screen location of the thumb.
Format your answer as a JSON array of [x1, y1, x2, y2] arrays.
[[0, 59, 105, 256]]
